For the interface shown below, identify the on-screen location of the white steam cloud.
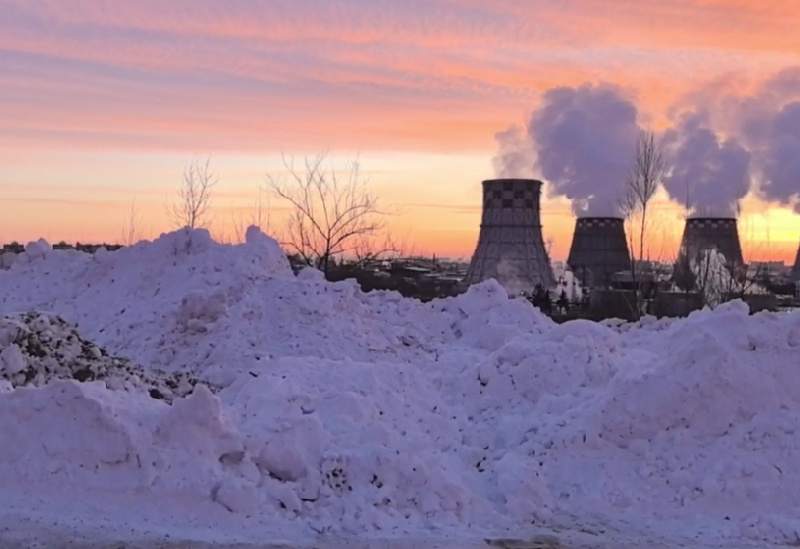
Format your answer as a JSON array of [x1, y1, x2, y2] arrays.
[[492, 125, 536, 179], [493, 83, 640, 218], [492, 67, 800, 219], [662, 110, 751, 218]]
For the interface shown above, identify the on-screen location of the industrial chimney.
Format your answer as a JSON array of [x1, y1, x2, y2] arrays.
[[673, 216, 744, 289], [464, 179, 555, 294], [567, 216, 631, 288]]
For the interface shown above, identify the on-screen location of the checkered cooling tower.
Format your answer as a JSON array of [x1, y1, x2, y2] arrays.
[[791, 240, 800, 281], [678, 217, 743, 266], [463, 179, 555, 293], [567, 217, 631, 288], [673, 217, 744, 290]]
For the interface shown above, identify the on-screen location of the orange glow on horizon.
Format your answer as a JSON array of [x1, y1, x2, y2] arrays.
[[3, 187, 798, 267], [1, 1, 799, 266]]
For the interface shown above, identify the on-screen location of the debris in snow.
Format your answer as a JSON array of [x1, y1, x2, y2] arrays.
[[0, 311, 214, 402]]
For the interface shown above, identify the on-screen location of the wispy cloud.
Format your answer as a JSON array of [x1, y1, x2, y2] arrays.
[[1, 0, 796, 153], [0, 197, 122, 207]]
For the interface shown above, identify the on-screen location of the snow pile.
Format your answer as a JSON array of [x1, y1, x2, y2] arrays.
[[0, 251, 17, 270], [579, 302, 800, 541], [0, 227, 550, 385], [1, 226, 800, 547], [219, 355, 557, 534], [0, 380, 252, 511]]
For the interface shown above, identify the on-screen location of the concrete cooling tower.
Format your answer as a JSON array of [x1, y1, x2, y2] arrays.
[[791, 240, 800, 281], [567, 216, 631, 288], [674, 217, 744, 288], [464, 179, 555, 294], [678, 217, 744, 265]]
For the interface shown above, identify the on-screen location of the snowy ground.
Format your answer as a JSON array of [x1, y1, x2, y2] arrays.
[[1, 227, 799, 549]]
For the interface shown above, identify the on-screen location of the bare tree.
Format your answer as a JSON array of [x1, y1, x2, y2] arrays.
[[621, 130, 668, 315], [687, 248, 725, 308], [120, 195, 141, 246], [351, 233, 405, 269], [167, 157, 217, 229], [674, 239, 767, 310], [723, 216, 772, 307], [687, 249, 762, 309], [264, 152, 385, 276]]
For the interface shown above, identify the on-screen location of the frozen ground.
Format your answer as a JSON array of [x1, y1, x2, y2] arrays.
[[1, 227, 799, 549]]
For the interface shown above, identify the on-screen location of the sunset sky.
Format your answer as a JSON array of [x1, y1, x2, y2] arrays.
[[1, 0, 799, 263]]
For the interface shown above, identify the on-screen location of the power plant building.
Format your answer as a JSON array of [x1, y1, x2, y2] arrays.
[[566, 216, 631, 288], [464, 179, 555, 294]]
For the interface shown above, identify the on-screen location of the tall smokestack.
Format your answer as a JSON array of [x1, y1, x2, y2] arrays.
[[567, 217, 631, 288], [673, 217, 744, 289], [464, 179, 555, 294]]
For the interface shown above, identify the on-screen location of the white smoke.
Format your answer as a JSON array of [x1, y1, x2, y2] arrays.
[[489, 67, 800, 221], [688, 248, 731, 308], [528, 83, 641, 218], [492, 125, 536, 179], [662, 110, 752, 218], [496, 259, 529, 297]]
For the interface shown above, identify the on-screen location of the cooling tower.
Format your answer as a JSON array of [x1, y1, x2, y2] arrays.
[[673, 217, 744, 288], [567, 217, 631, 288], [464, 178, 555, 293], [791, 240, 800, 281], [678, 217, 743, 265]]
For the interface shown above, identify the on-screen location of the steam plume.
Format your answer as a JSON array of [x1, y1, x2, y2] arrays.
[[736, 69, 800, 212], [528, 83, 640, 218], [663, 110, 751, 218], [492, 125, 536, 179], [491, 68, 800, 219]]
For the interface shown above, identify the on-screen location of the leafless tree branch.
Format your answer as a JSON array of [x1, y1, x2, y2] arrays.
[[167, 156, 217, 229], [621, 130, 668, 316], [264, 152, 386, 275], [351, 232, 405, 268], [121, 195, 141, 246]]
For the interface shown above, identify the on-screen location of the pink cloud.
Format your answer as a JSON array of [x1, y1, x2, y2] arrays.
[[2, 0, 797, 156]]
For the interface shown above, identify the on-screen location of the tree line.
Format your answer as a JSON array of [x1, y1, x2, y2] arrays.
[[123, 152, 395, 278], [117, 140, 781, 316]]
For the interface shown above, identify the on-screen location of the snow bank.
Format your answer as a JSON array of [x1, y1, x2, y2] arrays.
[[0, 251, 17, 270], [0, 228, 523, 382], [1, 226, 800, 547]]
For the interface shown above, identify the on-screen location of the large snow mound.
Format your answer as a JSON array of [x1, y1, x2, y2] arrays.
[[0, 226, 799, 547]]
